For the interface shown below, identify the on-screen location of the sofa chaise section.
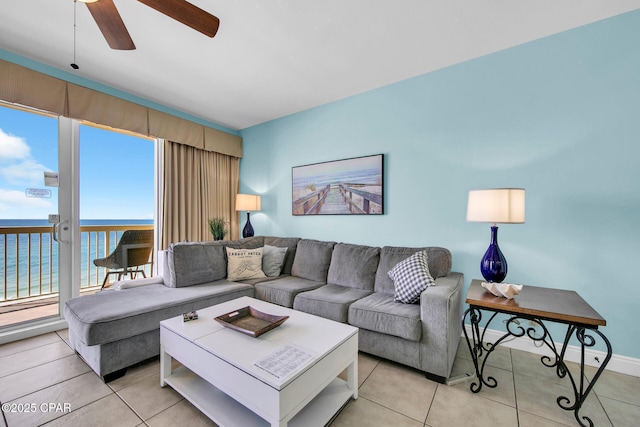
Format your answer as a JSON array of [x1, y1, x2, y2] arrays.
[[65, 237, 264, 380], [64, 281, 254, 379]]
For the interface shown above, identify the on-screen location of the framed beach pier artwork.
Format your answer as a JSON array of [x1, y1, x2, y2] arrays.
[[292, 154, 384, 215]]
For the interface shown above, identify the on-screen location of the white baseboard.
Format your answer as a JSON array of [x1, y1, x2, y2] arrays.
[[0, 318, 68, 345], [464, 325, 640, 378]]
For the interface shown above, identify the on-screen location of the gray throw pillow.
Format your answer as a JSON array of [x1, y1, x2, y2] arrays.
[[262, 244, 288, 277]]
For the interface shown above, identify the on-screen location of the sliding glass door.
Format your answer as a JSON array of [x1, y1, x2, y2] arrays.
[[78, 123, 155, 289], [0, 103, 156, 341], [0, 104, 77, 332]]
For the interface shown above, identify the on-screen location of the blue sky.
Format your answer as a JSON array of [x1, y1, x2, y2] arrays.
[[0, 104, 154, 220]]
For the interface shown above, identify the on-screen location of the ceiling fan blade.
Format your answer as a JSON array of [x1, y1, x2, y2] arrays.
[[85, 0, 136, 50], [138, 0, 220, 38]]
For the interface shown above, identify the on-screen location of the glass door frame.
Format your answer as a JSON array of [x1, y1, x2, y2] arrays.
[[58, 117, 81, 308], [0, 116, 80, 344]]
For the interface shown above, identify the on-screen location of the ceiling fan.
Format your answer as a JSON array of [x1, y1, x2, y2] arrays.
[[80, 0, 220, 50]]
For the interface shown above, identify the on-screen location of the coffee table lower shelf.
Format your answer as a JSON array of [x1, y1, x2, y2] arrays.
[[164, 366, 353, 427]]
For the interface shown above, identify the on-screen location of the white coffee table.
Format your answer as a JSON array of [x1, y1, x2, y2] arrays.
[[160, 296, 358, 427]]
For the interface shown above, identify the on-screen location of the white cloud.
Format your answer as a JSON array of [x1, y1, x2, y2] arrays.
[[0, 160, 49, 185], [0, 189, 53, 212], [0, 128, 30, 161]]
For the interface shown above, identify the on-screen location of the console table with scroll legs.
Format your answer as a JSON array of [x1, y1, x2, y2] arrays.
[[462, 279, 612, 427]]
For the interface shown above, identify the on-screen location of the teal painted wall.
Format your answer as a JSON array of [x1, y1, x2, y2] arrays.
[[240, 11, 640, 359]]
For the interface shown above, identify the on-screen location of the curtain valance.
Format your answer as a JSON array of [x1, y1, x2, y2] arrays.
[[0, 59, 242, 157]]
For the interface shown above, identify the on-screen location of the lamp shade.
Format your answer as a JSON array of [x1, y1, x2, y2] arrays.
[[235, 194, 261, 211], [466, 188, 525, 224]]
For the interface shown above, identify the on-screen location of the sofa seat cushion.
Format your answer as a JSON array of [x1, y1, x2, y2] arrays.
[[254, 276, 325, 308], [237, 275, 285, 286], [293, 284, 372, 323], [64, 282, 254, 346], [348, 292, 422, 342]]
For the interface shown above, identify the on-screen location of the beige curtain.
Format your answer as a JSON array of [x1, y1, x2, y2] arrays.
[[162, 140, 240, 248]]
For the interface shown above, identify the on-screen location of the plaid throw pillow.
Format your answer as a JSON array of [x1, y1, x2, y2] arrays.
[[388, 250, 435, 304]]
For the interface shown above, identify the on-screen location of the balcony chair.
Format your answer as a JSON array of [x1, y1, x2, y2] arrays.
[[93, 229, 154, 289]]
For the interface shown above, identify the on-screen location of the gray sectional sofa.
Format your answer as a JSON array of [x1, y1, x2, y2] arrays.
[[64, 236, 463, 383]]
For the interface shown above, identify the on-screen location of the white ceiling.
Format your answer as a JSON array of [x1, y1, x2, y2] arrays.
[[2, 1, 639, 130]]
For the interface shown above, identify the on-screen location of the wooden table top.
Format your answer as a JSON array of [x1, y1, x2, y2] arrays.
[[466, 279, 606, 327]]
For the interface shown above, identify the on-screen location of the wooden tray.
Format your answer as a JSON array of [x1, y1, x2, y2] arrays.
[[214, 306, 289, 337]]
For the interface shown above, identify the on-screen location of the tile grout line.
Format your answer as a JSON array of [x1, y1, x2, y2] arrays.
[[423, 383, 438, 427], [0, 335, 66, 362], [109, 358, 187, 424], [587, 373, 615, 427], [4, 331, 143, 426], [1, 402, 8, 427], [510, 348, 522, 427], [113, 389, 152, 425], [4, 332, 639, 426]]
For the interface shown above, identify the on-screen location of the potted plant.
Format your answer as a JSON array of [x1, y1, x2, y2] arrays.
[[208, 217, 228, 241]]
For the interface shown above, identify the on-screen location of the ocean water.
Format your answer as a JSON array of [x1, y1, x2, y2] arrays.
[[0, 219, 153, 301]]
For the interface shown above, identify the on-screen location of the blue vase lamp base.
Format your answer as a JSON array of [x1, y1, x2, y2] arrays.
[[242, 212, 254, 238], [480, 225, 508, 283]]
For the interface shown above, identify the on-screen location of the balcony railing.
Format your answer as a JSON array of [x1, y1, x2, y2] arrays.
[[0, 224, 154, 302]]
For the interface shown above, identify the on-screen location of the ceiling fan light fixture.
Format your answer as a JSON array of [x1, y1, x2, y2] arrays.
[[78, 0, 100, 3]]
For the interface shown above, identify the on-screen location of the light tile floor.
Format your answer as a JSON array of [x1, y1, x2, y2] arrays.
[[0, 331, 638, 426]]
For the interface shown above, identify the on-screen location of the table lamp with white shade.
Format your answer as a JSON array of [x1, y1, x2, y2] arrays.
[[466, 188, 525, 283], [236, 194, 261, 238]]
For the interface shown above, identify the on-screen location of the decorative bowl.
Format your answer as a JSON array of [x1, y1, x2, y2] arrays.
[[481, 282, 523, 299]]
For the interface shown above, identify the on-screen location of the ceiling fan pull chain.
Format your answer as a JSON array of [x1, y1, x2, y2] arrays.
[[71, 0, 79, 70]]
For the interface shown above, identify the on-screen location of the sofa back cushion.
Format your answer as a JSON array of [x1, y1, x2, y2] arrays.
[[291, 239, 336, 282], [222, 236, 264, 249], [327, 243, 380, 290], [165, 237, 264, 288], [263, 236, 301, 275], [167, 242, 226, 288], [375, 246, 452, 294]]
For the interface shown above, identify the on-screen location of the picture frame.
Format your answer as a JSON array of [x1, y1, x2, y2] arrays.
[[292, 154, 384, 215]]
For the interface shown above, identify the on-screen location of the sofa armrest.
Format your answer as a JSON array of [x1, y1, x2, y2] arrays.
[[112, 276, 164, 290], [419, 272, 464, 379]]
